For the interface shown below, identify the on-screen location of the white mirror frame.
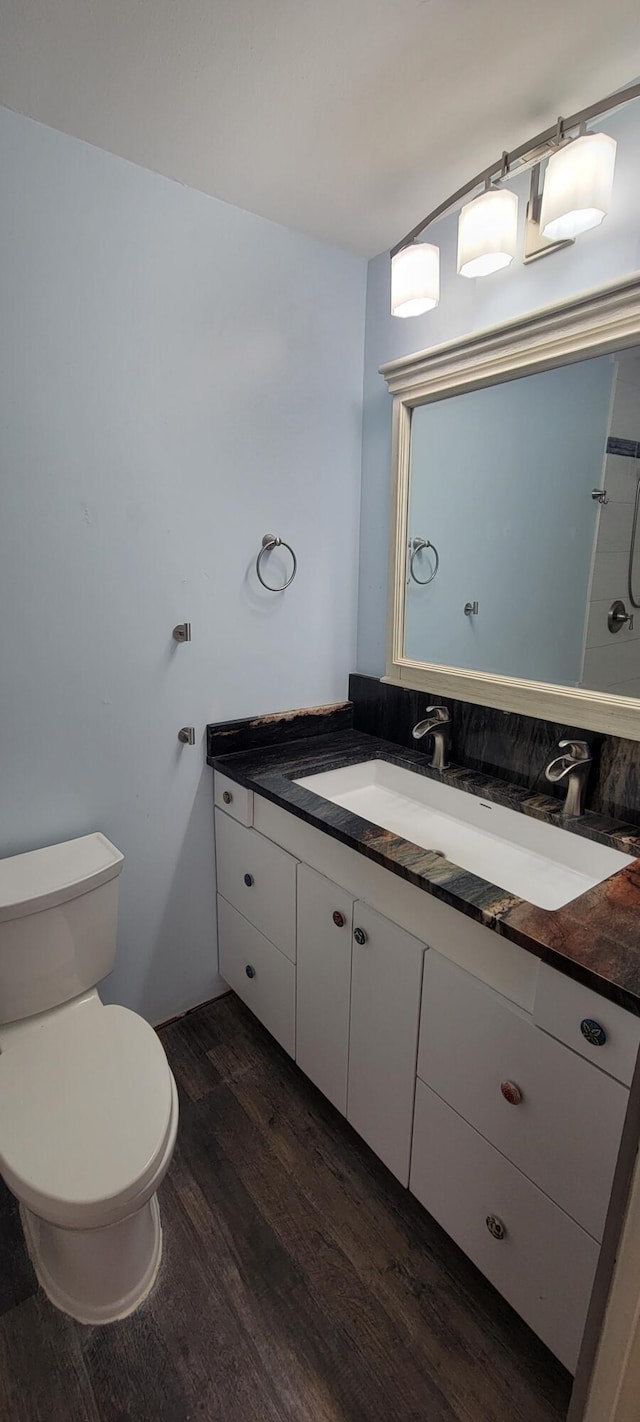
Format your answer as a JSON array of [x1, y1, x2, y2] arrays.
[[381, 273, 640, 740]]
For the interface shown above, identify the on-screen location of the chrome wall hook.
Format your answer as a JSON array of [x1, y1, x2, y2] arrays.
[[173, 622, 192, 642], [177, 727, 195, 745]]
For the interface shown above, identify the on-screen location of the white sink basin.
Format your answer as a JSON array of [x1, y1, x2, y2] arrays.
[[294, 759, 634, 910]]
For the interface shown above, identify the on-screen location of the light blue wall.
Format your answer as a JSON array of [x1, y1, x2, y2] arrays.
[[357, 101, 640, 675], [406, 358, 613, 682], [0, 106, 366, 1024]]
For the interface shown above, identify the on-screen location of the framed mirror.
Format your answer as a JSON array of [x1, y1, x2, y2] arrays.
[[381, 275, 640, 739]]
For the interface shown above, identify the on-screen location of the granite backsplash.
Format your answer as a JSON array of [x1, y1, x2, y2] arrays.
[[207, 701, 353, 760]]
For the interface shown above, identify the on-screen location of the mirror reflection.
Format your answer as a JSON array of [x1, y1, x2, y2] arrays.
[[405, 347, 640, 696]]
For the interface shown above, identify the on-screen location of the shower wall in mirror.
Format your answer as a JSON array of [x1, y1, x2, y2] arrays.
[[405, 347, 640, 698]]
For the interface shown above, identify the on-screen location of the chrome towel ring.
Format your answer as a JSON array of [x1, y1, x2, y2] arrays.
[[409, 536, 439, 585], [256, 534, 298, 592]]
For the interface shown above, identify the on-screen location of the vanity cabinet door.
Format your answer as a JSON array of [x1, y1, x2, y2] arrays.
[[296, 866, 354, 1114], [347, 903, 424, 1186]]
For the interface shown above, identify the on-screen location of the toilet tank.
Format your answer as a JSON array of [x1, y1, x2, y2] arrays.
[[0, 834, 124, 1024]]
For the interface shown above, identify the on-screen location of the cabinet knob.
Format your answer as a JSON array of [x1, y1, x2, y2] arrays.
[[580, 1018, 607, 1047], [245, 964, 255, 979], [332, 910, 345, 928], [500, 1080, 523, 1106], [222, 790, 233, 805], [243, 872, 254, 888], [353, 927, 367, 945], [486, 1215, 506, 1241]]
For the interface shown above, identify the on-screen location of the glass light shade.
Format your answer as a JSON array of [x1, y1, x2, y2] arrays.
[[540, 132, 617, 241], [457, 188, 518, 278], [391, 243, 440, 317]]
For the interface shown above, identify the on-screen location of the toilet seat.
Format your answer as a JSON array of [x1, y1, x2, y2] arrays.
[[0, 1003, 175, 1230]]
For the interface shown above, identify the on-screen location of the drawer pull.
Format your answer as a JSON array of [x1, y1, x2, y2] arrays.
[[245, 964, 256, 979], [485, 1214, 506, 1241], [243, 873, 254, 887], [581, 1018, 607, 1047], [500, 1080, 523, 1106], [353, 927, 367, 945], [222, 790, 233, 805], [332, 910, 345, 928]]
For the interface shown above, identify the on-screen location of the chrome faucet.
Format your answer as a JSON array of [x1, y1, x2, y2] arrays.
[[412, 705, 451, 770], [545, 739, 592, 819]]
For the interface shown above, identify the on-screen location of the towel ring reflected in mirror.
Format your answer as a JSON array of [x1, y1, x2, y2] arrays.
[[409, 537, 440, 586], [256, 534, 298, 592]]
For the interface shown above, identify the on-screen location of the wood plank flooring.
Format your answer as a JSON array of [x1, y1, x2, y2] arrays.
[[0, 993, 573, 1421]]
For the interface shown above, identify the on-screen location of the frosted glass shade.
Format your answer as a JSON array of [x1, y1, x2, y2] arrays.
[[457, 188, 518, 278], [540, 133, 617, 241], [391, 243, 440, 317]]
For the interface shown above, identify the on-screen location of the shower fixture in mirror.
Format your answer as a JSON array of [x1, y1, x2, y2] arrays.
[[382, 274, 640, 739]]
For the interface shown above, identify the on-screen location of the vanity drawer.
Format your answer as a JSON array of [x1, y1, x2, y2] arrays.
[[534, 963, 640, 1087], [410, 1080, 599, 1373], [215, 772, 253, 826], [418, 951, 628, 1241], [215, 810, 298, 961], [217, 896, 295, 1057]]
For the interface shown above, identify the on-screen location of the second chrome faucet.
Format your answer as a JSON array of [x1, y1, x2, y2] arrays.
[[412, 705, 451, 770]]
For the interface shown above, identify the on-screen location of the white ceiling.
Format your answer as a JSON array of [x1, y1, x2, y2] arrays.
[[1, 0, 640, 257]]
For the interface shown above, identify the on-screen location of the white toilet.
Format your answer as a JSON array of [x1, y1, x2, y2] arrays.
[[0, 832, 179, 1324]]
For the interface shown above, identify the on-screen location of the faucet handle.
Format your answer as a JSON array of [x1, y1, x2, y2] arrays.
[[424, 705, 450, 723], [558, 739, 591, 762]]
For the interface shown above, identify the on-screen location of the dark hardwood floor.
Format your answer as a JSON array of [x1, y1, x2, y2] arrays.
[[0, 993, 572, 1421]]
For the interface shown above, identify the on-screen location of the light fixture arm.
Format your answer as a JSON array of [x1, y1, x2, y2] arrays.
[[391, 81, 640, 257]]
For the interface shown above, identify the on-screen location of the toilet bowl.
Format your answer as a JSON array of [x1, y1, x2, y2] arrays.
[[0, 833, 179, 1323]]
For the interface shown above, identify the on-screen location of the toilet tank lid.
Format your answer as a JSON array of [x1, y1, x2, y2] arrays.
[[0, 834, 124, 922]]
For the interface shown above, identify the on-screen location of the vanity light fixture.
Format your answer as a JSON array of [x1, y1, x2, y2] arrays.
[[539, 131, 617, 241], [457, 185, 518, 278], [391, 242, 440, 317], [391, 80, 639, 316]]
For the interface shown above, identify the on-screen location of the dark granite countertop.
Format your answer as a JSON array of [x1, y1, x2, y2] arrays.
[[211, 728, 640, 1014]]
